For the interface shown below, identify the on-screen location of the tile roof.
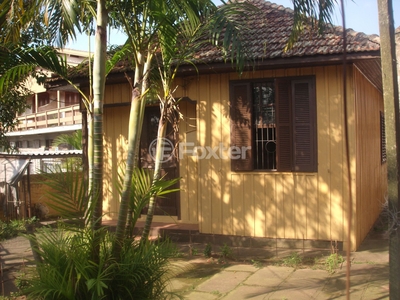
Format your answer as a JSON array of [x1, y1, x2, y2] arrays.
[[190, 0, 380, 64], [50, 0, 380, 82]]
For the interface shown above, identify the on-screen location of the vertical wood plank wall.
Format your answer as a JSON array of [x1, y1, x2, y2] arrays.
[[101, 65, 386, 250], [103, 83, 130, 219], [353, 67, 387, 249], [172, 65, 385, 250]]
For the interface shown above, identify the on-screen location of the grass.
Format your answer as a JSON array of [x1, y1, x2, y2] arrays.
[[325, 253, 344, 273], [281, 252, 302, 268], [251, 259, 264, 269]]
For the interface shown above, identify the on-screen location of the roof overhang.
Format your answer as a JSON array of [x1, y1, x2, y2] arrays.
[[46, 52, 382, 92]]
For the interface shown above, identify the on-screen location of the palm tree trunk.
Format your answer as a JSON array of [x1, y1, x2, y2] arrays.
[[140, 106, 168, 243], [377, 0, 400, 297], [112, 53, 152, 256], [91, 0, 107, 230], [113, 85, 142, 250]]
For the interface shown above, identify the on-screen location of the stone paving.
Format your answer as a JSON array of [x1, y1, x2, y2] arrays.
[[166, 230, 389, 299], [168, 254, 389, 299]]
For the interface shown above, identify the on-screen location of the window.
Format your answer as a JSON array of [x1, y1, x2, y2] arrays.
[[38, 92, 50, 107], [230, 77, 317, 172], [380, 111, 386, 164], [65, 92, 81, 107]]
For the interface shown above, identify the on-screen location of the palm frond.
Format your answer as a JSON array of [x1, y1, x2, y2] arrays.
[[43, 0, 82, 47], [39, 161, 88, 223], [52, 130, 83, 150], [0, 46, 69, 95], [106, 43, 131, 76], [0, 0, 40, 44], [206, 1, 258, 71], [287, 0, 338, 50]]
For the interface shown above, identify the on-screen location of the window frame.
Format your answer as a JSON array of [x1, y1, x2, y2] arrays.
[[229, 76, 317, 173], [38, 92, 50, 107], [64, 92, 81, 107]]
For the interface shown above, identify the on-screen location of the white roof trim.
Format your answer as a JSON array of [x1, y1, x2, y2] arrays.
[[6, 124, 82, 137]]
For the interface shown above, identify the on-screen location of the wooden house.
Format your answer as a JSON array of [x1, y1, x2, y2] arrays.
[[54, 0, 387, 251]]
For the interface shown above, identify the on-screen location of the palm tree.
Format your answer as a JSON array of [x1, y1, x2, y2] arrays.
[[0, 0, 111, 231], [377, 0, 400, 298], [109, 0, 260, 253], [134, 0, 342, 243]]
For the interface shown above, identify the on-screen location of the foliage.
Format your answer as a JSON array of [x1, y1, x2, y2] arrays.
[[0, 82, 30, 151], [20, 160, 180, 298], [251, 259, 264, 269], [114, 166, 180, 238], [286, 0, 338, 50], [24, 227, 177, 299], [39, 162, 88, 222], [52, 130, 83, 150], [113, 0, 257, 249], [204, 243, 212, 258], [282, 252, 302, 268], [220, 243, 233, 259], [0, 0, 82, 47], [0, 217, 37, 241], [325, 253, 344, 274]]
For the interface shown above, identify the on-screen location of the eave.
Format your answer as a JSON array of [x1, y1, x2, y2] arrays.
[[46, 51, 382, 92]]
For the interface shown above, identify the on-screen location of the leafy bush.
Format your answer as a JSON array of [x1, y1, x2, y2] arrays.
[[220, 243, 232, 259], [0, 217, 37, 241], [325, 253, 344, 274], [203, 243, 212, 258], [21, 161, 180, 299], [24, 227, 177, 299]]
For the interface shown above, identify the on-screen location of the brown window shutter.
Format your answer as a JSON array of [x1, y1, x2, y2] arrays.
[[275, 79, 292, 171], [291, 79, 317, 172], [230, 82, 253, 171]]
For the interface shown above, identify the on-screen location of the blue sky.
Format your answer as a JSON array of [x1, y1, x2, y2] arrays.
[[66, 0, 400, 51]]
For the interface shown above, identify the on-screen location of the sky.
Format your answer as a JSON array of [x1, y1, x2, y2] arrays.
[[66, 0, 400, 51]]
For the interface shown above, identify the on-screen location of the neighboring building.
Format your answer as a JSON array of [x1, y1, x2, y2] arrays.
[[48, 0, 386, 251], [0, 49, 87, 220], [5, 48, 88, 156]]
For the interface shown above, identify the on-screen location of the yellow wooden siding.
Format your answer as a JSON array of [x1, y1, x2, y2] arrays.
[[103, 84, 130, 219], [178, 100, 198, 223], [101, 65, 386, 250], [353, 67, 387, 249], [172, 65, 384, 250]]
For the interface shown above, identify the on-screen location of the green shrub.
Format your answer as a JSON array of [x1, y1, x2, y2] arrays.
[[0, 217, 37, 241], [325, 253, 344, 274], [203, 243, 212, 258], [24, 227, 177, 299], [220, 243, 232, 259]]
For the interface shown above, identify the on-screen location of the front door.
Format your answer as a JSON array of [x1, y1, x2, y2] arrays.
[[140, 106, 180, 217]]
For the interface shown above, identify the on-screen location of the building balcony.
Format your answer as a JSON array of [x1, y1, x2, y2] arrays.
[[15, 105, 82, 131]]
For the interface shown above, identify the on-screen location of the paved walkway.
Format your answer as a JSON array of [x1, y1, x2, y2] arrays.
[[168, 258, 388, 299], [168, 231, 389, 299], [1, 229, 389, 299]]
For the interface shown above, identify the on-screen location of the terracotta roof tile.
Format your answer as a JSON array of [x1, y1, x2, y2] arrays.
[[188, 0, 380, 64], [53, 0, 380, 81]]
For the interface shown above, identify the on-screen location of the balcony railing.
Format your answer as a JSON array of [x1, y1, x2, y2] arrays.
[[15, 105, 82, 131]]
